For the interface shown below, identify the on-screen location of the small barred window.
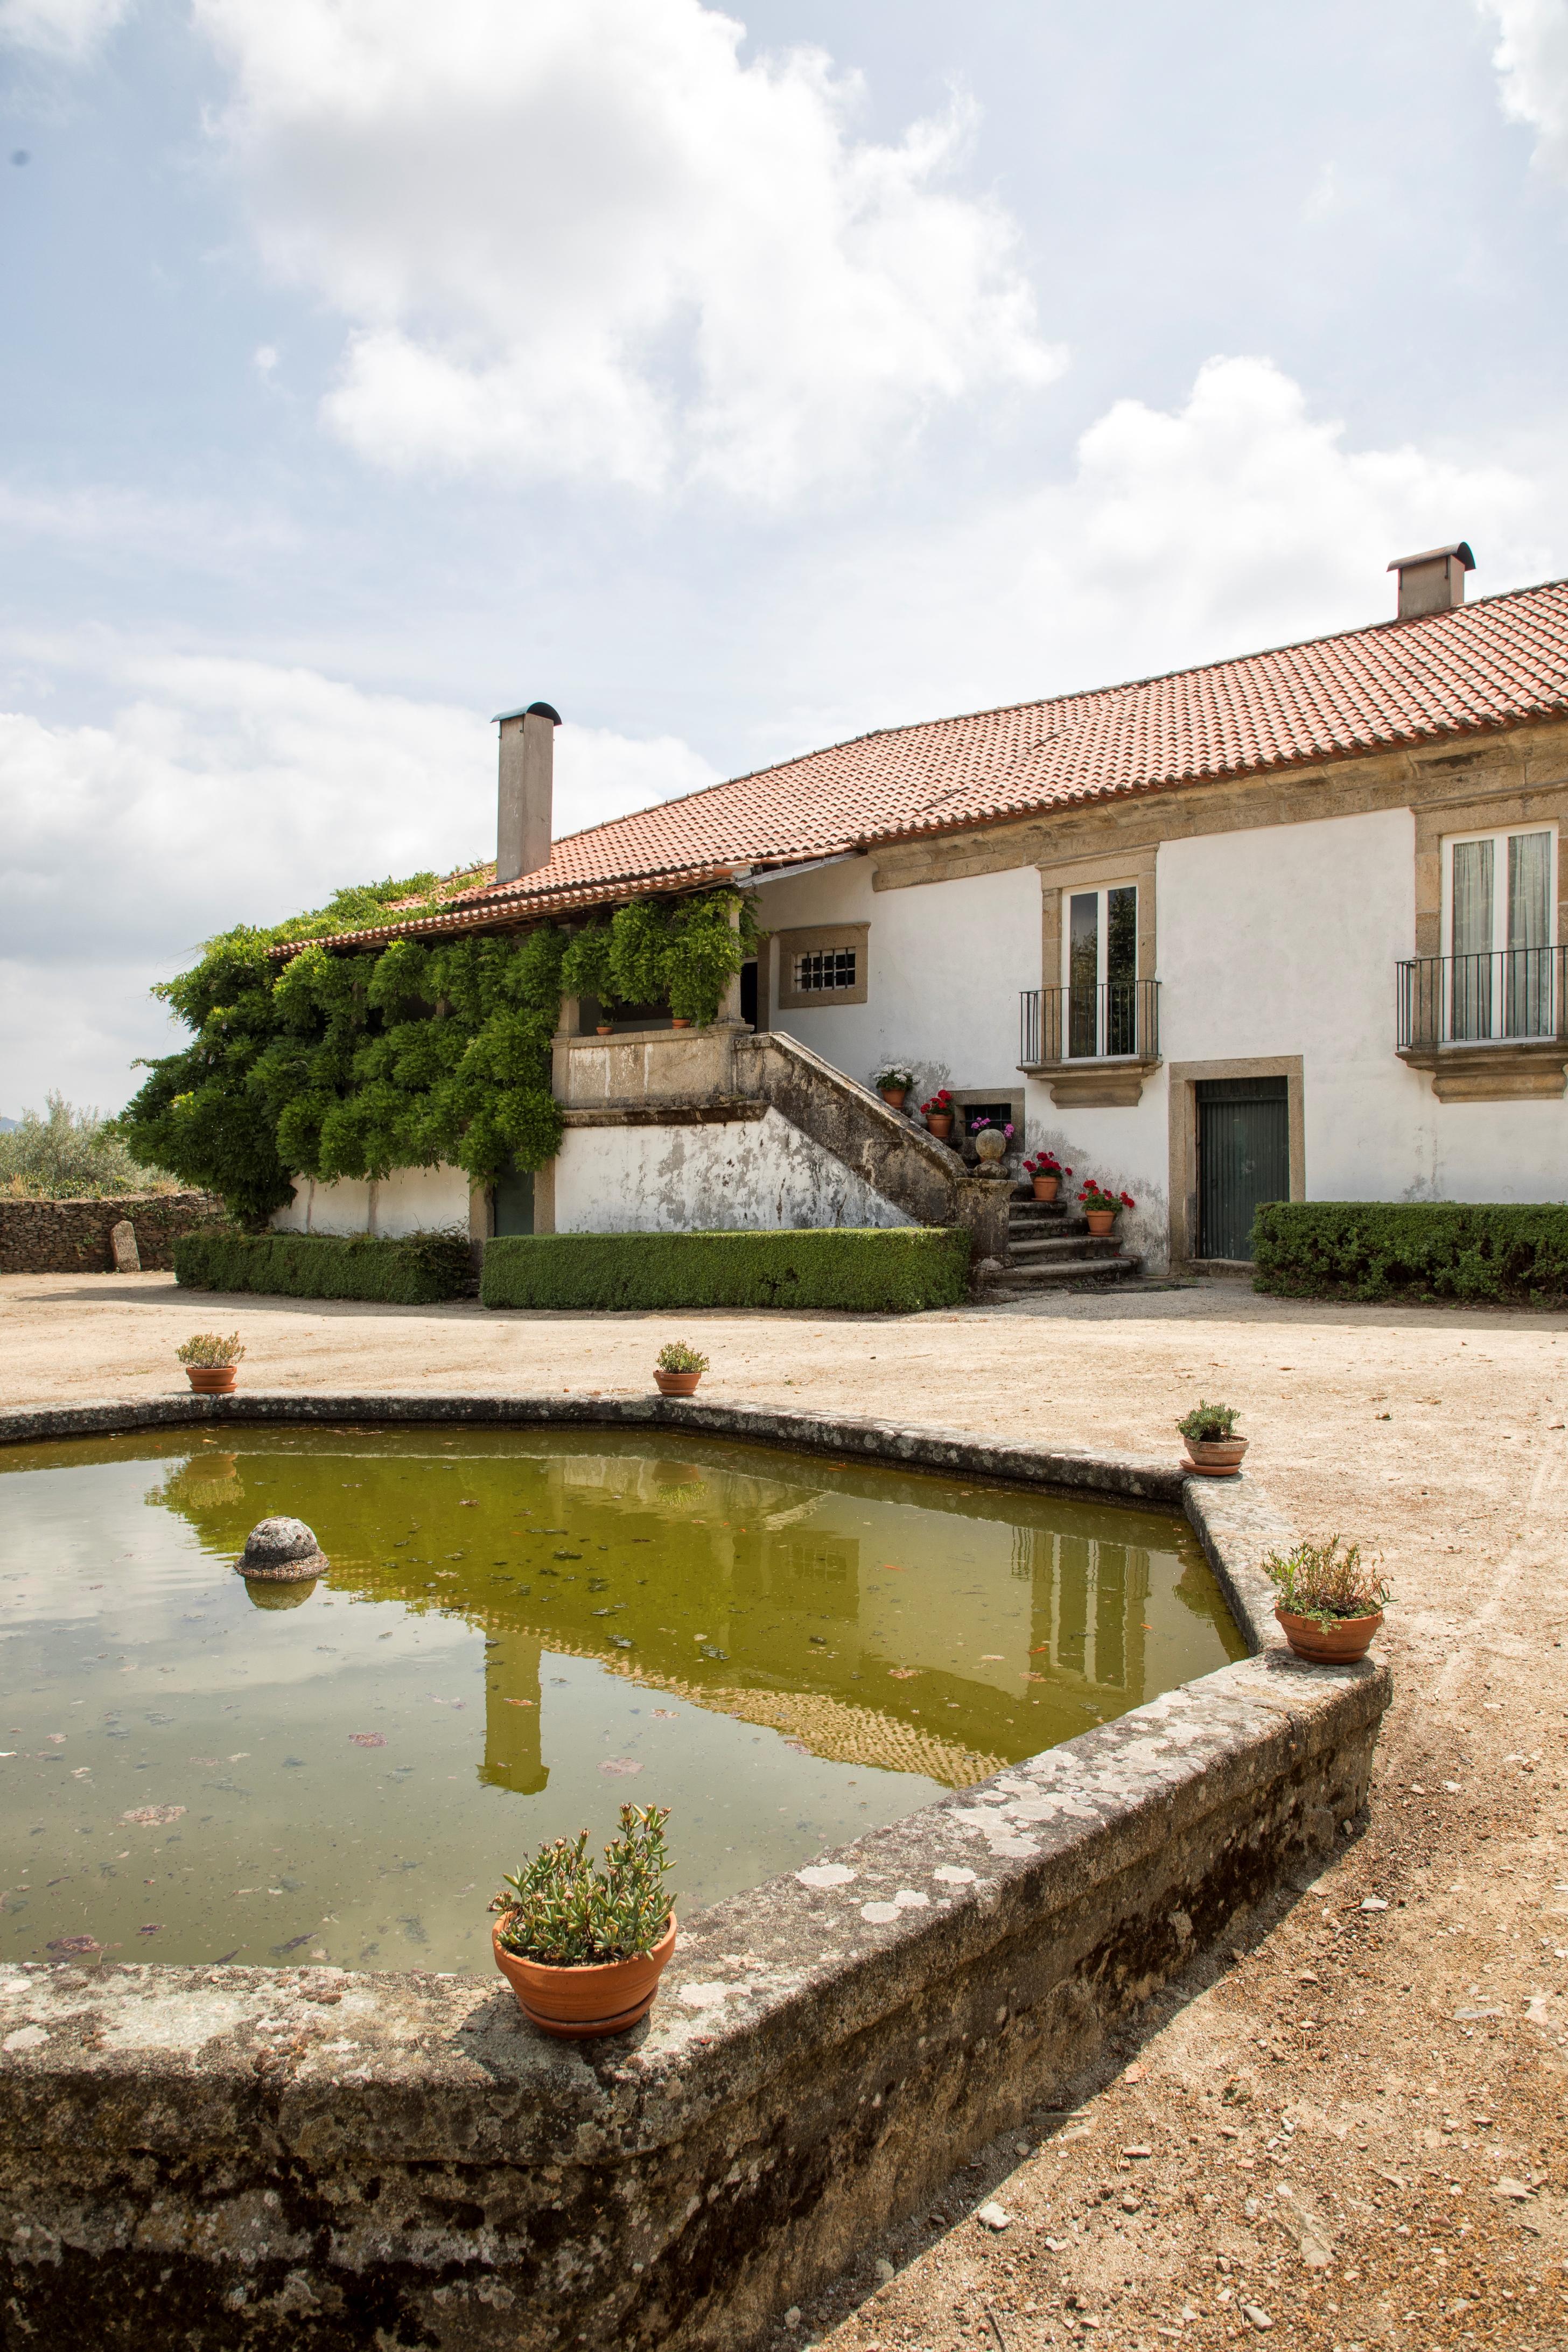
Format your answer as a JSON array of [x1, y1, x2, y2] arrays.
[[792, 947, 857, 993]]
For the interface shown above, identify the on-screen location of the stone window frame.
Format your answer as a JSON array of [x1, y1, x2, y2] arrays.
[[1408, 775, 1568, 1102], [1166, 1054, 1305, 1274], [1030, 846, 1159, 1105], [775, 922, 870, 1011], [1038, 846, 1158, 994], [939, 1086, 1028, 1160]]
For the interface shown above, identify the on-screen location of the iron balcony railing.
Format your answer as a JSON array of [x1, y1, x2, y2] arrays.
[[1019, 979, 1160, 1067], [1396, 948, 1568, 1051]]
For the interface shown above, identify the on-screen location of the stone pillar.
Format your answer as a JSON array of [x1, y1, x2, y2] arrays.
[[713, 898, 746, 1029]]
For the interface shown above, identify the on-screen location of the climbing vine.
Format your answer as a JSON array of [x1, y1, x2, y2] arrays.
[[117, 876, 757, 1222]]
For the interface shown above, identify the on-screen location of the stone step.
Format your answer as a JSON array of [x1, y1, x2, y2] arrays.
[[1008, 1233, 1124, 1261], [996, 1253, 1142, 1287]]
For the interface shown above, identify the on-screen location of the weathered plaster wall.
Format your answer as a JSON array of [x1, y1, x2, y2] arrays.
[[760, 859, 1040, 1121], [554, 1105, 915, 1234], [0, 1391, 1389, 2352], [271, 1163, 472, 1239]]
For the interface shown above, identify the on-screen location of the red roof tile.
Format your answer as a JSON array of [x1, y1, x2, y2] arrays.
[[299, 579, 1568, 953]]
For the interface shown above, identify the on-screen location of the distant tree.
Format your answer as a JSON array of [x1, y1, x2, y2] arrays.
[[0, 1093, 176, 1199]]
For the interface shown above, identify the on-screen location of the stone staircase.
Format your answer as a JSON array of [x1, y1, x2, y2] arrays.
[[1002, 1186, 1142, 1289]]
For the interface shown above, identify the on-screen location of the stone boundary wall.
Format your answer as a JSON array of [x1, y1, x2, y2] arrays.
[[0, 1396, 1391, 2352], [0, 1190, 227, 1275]]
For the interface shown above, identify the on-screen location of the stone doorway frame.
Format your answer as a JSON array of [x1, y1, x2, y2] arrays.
[[1167, 1054, 1305, 1273]]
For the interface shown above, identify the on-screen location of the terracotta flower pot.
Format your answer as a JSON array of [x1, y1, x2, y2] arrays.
[[1182, 1434, 1248, 1478], [879, 1088, 907, 1110], [185, 1366, 237, 1395], [1032, 1175, 1060, 1202], [596, 1023, 614, 1035], [492, 1913, 677, 2039], [654, 1369, 702, 1396], [670, 1017, 691, 1028], [1275, 1606, 1383, 1665], [926, 1115, 954, 1140], [1084, 1209, 1116, 1237]]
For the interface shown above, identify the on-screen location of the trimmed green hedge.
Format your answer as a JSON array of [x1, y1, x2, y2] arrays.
[[174, 1227, 474, 1305], [480, 1227, 972, 1314], [1251, 1201, 1568, 1305]]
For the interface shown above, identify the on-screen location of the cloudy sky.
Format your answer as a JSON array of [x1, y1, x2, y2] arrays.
[[3, 0, 1567, 1115]]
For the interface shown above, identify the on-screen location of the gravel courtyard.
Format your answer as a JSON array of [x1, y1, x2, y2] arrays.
[[3, 1268, 1565, 2351]]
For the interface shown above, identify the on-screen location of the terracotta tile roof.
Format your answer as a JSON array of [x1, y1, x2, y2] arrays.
[[297, 578, 1568, 953]]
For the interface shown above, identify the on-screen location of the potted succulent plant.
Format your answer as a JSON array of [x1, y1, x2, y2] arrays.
[[654, 1340, 708, 1396], [1023, 1150, 1071, 1202], [491, 1805, 676, 2038], [177, 1332, 245, 1395], [1177, 1398, 1248, 1476], [920, 1088, 955, 1140], [1078, 1179, 1135, 1237], [1263, 1536, 1389, 1665], [873, 1065, 915, 1111]]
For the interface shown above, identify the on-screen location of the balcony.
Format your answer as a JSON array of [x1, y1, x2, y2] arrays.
[[1396, 949, 1568, 1101], [1018, 981, 1161, 1107]]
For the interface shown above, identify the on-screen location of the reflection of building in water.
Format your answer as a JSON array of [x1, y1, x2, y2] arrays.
[[1026, 1529, 1149, 1698], [743, 1531, 860, 1622], [477, 1629, 547, 1794]]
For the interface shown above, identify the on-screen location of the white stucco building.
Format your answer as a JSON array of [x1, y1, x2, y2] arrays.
[[277, 545, 1568, 1279]]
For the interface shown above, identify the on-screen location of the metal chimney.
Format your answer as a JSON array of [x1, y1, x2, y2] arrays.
[[1388, 542, 1474, 622], [493, 701, 560, 885]]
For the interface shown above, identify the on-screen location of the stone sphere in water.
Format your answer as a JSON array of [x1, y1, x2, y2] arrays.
[[234, 1514, 328, 1583]]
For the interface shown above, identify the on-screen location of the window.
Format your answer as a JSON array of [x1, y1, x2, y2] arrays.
[[793, 947, 857, 993], [1065, 883, 1138, 1056], [775, 922, 869, 1011], [1442, 827, 1557, 1040]]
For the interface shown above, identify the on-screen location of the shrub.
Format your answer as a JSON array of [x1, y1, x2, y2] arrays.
[[492, 1804, 673, 1965], [481, 1227, 971, 1314], [655, 1340, 709, 1373], [1177, 1399, 1238, 1442], [1262, 1536, 1388, 1627], [176, 1331, 245, 1367], [1252, 1201, 1568, 1305], [873, 1066, 915, 1094], [174, 1226, 474, 1305], [0, 1094, 175, 1199]]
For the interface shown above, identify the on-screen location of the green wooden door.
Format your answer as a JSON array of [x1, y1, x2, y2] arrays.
[[492, 1159, 534, 1236], [1196, 1077, 1289, 1261]]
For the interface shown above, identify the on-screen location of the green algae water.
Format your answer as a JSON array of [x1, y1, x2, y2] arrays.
[[0, 1426, 1245, 1973]]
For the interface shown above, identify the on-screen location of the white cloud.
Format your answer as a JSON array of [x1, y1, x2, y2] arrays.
[[787, 355, 1550, 730], [0, 0, 129, 58], [0, 650, 712, 1112], [0, 479, 297, 566], [192, 0, 1059, 503], [1478, 0, 1568, 178]]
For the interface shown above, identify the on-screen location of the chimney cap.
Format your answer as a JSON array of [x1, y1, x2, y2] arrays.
[[1387, 541, 1474, 575], [492, 700, 563, 725]]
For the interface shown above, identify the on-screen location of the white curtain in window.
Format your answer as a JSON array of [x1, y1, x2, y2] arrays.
[[1507, 830, 1552, 1037], [1508, 831, 1550, 949], [1451, 838, 1493, 956]]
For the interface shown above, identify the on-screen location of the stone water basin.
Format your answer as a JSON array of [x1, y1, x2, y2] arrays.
[[0, 1423, 1245, 1972]]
